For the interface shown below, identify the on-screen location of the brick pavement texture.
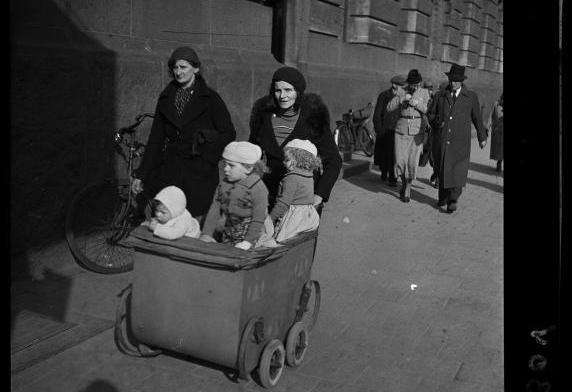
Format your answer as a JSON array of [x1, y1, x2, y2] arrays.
[[11, 138, 503, 392]]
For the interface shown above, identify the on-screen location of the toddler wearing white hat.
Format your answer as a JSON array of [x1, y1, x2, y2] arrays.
[[200, 141, 273, 250], [145, 185, 201, 240], [269, 138, 322, 242]]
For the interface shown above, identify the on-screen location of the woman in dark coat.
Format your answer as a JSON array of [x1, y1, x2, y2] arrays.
[[249, 66, 342, 209], [132, 46, 236, 219]]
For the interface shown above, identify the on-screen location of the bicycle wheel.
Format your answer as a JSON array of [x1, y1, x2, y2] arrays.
[[65, 180, 138, 274], [336, 124, 352, 153], [358, 126, 375, 157]]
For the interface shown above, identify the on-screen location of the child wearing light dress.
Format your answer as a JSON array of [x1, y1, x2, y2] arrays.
[[270, 139, 321, 242], [200, 141, 271, 250], [145, 185, 201, 240]]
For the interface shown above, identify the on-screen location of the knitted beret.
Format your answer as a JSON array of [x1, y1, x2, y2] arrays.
[[222, 141, 262, 165], [272, 66, 306, 94], [168, 46, 201, 68], [285, 139, 317, 157]]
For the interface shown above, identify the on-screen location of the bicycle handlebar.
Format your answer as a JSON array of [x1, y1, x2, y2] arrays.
[[117, 113, 155, 135]]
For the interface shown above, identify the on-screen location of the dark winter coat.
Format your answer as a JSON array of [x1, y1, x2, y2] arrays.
[[427, 84, 487, 189], [249, 93, 342, 204], [135, 77, 236, 216], [372, 87, 399, 166]]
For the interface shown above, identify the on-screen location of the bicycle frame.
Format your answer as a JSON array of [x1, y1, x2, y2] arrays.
[[335, 103, 374, 157], [114, 113, 153, 207]]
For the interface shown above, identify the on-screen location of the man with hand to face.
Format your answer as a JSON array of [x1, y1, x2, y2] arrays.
[[373, 75, 407, 187]]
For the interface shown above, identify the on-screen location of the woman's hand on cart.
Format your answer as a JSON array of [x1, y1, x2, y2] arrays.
[[235, 241, 252, 250]]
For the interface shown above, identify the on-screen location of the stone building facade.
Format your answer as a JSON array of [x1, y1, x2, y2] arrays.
[[10, 0, 503, 254]]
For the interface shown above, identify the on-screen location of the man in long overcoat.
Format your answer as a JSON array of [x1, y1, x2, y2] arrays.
[[372, 75, 406, 186], [427, 64, 487, 213]]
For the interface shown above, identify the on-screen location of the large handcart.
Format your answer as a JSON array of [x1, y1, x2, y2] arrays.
[[115, 225, 321, 388]]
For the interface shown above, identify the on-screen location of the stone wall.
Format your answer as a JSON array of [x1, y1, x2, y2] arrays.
[[10, 0, 502, 254]]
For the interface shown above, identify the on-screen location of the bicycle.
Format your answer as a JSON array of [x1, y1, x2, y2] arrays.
[[334, 102, 375, 157], [65, 112, 154, 274]]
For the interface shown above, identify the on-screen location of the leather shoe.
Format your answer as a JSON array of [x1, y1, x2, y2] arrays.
[[402, 196, 410, 203], [446, 201, 457, 213], [437, 200, 447, 208]]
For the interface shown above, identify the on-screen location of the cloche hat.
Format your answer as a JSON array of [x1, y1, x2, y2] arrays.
[[272, 66, 307, 94], [168, 46, 201, 68]]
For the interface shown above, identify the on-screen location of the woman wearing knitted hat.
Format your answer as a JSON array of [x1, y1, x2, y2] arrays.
[[132, 46, 236, 221], [249, 66, 342, 212]]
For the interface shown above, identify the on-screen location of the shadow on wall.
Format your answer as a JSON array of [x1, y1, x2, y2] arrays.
[[10, 0, 117, 267]]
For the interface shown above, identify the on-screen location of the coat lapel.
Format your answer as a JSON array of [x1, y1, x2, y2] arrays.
[[156, 81, 211, 129], [263, 114, 284, 154], [281, 109, 309, 147], [180, 90, 209, 127], [157, 84, 181, 128]]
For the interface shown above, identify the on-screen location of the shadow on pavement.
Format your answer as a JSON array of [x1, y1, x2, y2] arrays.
[[343, 170, 401, 200], [11, 264, 71, 338], [78, 380, 119, 392], [467, 177, 504, 194], [469, 161, 503, 178]]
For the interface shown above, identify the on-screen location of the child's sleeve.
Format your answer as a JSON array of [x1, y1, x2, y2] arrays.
[[244, 183, 269, 244], [201, 185, 222, 237], [269, 175, 298, 223], [153, 218, 188, 240]]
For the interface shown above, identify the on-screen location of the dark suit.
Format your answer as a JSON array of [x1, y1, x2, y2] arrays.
[[427, 84, 487, 203]]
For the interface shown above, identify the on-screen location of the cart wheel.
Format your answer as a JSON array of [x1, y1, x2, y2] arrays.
[[258, 339, 285, 388], [237, 317, 264, 380], [114, 285, 161, 357], [285, 322, 309, 367], [300, 280, 321, 331]]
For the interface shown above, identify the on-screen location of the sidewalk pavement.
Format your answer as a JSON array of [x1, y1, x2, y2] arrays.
[[11, 138, 503, 392]]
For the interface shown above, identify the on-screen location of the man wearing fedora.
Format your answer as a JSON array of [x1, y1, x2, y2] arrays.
[[388, 69, 431, 203], [427, 63, 488, 213], [373, 74, 407, 187]]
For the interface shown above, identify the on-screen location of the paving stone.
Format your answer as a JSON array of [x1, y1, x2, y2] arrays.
[[297, 347, 372, 384], [310, 379, 380, 392]]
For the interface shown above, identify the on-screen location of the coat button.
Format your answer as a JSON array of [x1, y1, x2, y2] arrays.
[[449, 116, 453, 119], [448, 129, 451, 132], [447, 141, 450, 144]]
